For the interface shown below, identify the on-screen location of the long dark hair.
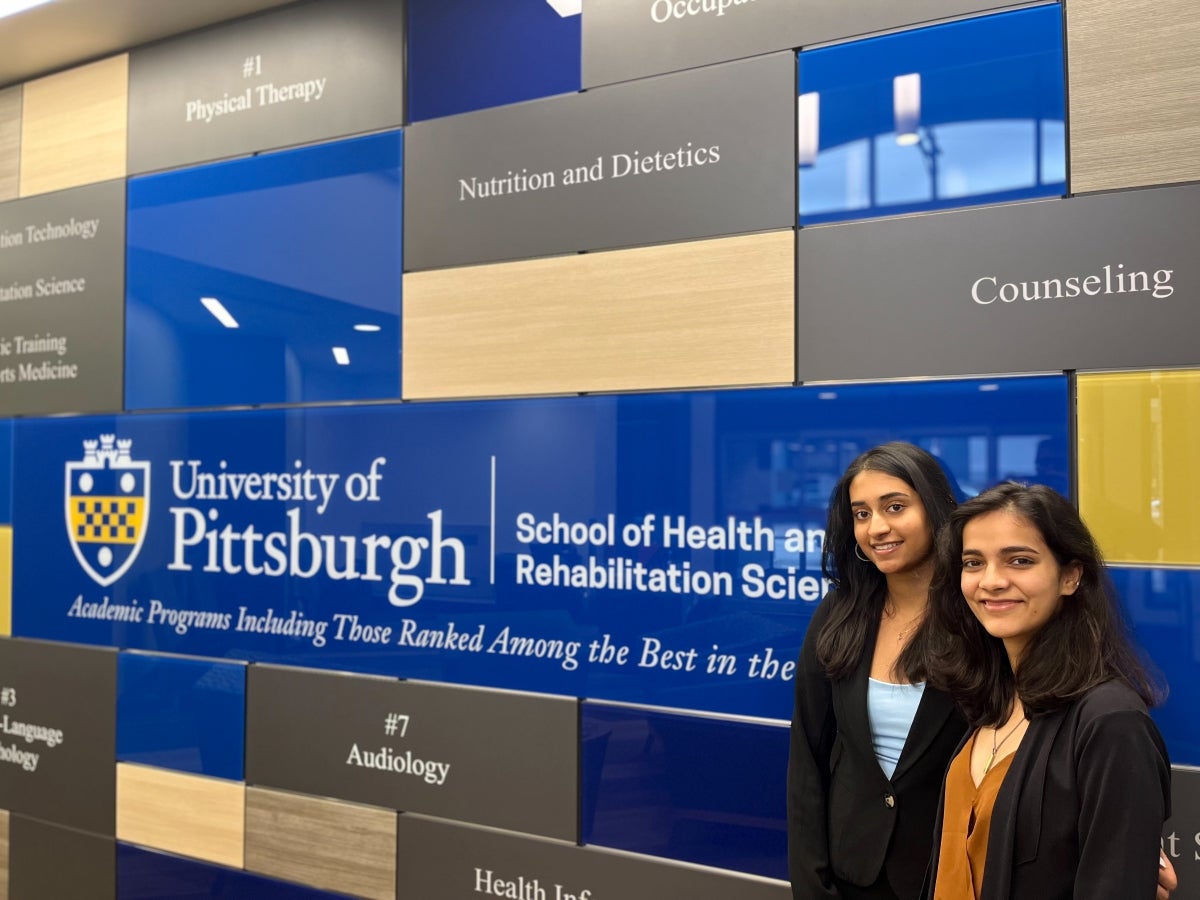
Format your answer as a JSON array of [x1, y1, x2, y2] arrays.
[[921, 482, 1162, 725], [817, 442, 957, 678]]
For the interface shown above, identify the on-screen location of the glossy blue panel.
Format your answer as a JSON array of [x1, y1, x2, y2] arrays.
[[118, 843, 352, 898], [798, 5, 1065, 225], [12, 376, 1067, 720], [0, 419, 12, 523], [117, 652, 246, 780], [1109, 567, 1200, 767], [581, 703, 787, 878], [408, 0, 581, 122], [125, 131, 403, 410]]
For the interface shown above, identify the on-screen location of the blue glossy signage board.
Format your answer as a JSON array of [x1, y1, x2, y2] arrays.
[[11, 377, 1068, 719], [408, 0, 580, 122], [125, 131, 403, 410], [798, 6, 1065, 224]]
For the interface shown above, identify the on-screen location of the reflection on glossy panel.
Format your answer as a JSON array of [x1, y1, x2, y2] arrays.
[[1109, 567, 1200, 767], [798, 5, 1065, 225], [1078, 370, 1200, 565], [581, 703, 788, 879], [125, 131, 403, 410], [117, 652, 246, 780], [118, 843, 350, 899], [13, 376, 1067, 720], [408, 0, 580, 122]]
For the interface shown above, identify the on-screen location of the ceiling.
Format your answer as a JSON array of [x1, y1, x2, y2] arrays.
[[0, 0, 300, 89]]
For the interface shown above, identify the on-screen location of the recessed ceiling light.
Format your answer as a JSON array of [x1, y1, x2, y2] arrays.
[[200, 297, 239, 329], [332, 346, 350, 366], [0, 0, 54, 19], [353, 324, 381, 332]]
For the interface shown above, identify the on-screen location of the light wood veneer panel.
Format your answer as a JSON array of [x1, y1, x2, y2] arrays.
[[403, 229, 795, 399], [116, 763, 244, 868], [0, 88, 19, 202], [1068, 0, 1200, 193], [245, 786, 397, 900], [19, 55, 127, 197]]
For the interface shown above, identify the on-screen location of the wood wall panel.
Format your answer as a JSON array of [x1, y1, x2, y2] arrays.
[[116, 763, 244, 868], [0, 88, 19, 202], [245, 787, 397, 900], [1068, 0, 1200, 193], [403, 230, 795, 399], [19, 55, 127, 197]]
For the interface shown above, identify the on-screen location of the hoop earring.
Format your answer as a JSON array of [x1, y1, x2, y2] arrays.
[[854, 544, 870, 563]]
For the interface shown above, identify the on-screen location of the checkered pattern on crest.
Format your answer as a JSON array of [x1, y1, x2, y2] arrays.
[[70, 497, 146, 544]]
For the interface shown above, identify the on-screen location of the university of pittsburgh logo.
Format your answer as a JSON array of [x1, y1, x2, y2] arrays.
[[65, 435, 151, 587]]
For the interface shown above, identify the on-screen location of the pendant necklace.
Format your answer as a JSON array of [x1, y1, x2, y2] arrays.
[[983, 715, 1026, 774]]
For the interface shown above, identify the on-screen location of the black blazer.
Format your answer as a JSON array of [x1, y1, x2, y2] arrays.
[[923, 680, 1170, 900], [789, 592, 967, 900]]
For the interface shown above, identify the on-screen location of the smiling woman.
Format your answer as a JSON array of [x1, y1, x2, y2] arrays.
[[921, 483, 1170, 900]]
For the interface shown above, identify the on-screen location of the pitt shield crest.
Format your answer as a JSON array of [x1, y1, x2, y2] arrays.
[[65, 435, 151, 587]]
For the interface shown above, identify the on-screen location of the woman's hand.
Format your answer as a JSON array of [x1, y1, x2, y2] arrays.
[[1157, 852, 1177, 900]]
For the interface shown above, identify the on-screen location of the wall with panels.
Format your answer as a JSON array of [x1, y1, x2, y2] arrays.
[[0, 0, 1198, 898]]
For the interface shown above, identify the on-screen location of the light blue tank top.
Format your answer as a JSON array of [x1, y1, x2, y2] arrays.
[[867, 677, 926, 780]]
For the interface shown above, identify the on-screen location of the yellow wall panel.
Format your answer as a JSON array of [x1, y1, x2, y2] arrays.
[[1078, 370, 1200, 564], [0, 87, 19, 202], [403, 229, 795, 399], [245, 787, 397, 900], [116, 763, 244, 868], [19, 55, 128, 197], [1067, 0, 1200, 194], [0, 527, 10, 637]]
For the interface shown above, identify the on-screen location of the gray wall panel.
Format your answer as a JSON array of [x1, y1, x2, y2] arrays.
[[0, 180, 125, 415], [795, 187, 1200, 382], [395, 812, 790, 900], [246, 665, 578, 840], [127, 0, 404, 174], [9, 815, 114, 900], [404, 52, 796, 270], [1165, 767, 1200, 898], [582, 0, 1033, 88], [0, 639, 116, 836]]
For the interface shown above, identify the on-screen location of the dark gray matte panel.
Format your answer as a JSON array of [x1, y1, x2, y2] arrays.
[[1164, 767, 1200, 897], [0, 180, 125, 415], [395, 812, 790, 900], [583, 0, 1032, 88], [795, 186, 1200, 382], [404, 52, 795, 270], [0, 639, 116, 836], [127, 0, 404, 175], [9, 815, 114, 900], [246, 665, 578, 840]]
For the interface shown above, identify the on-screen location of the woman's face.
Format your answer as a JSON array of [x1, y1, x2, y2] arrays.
[[959, 509, 1081, 664], [848, 470, 934, 577]]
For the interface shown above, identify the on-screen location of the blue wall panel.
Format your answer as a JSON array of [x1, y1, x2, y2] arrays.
[[118, 844, 351, 898], [117, 651, 246, 780], [798, 5, 1065, 224], [582, 703, 788, 878], [125, 131, 403, 410], [12, 377, 1067, 720], [1110, 566, 1200, 767], [408, 0, 581, 122]]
